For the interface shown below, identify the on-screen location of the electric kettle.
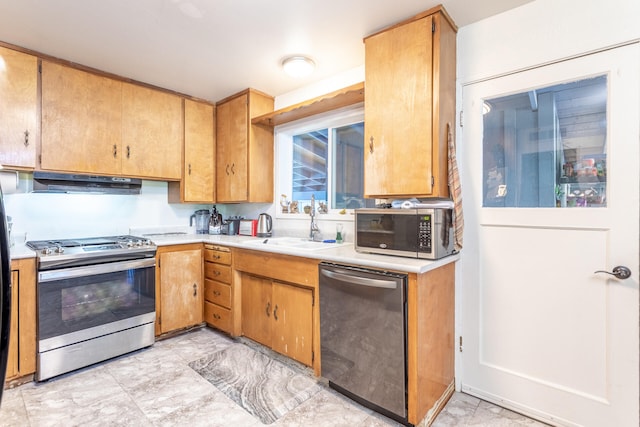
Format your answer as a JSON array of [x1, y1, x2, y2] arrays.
[[256, 213, 272, 237]]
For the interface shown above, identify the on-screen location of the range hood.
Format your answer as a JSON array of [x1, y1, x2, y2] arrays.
[[32, 171, 142, 195]]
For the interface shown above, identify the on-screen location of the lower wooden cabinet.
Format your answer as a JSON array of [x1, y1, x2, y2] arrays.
[[235, 249, 320, 371], [156, 244, 203, 335], [203, 244, 234, 334], [4, 258, 36, 385], [241, 273, 314, 367]]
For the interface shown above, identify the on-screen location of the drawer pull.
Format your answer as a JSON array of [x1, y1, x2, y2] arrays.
[[213, 290, 221, 296], [213, 313, 221, 320]]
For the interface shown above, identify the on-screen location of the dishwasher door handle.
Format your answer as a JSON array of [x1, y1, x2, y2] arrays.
[[321, 269, 398, 289]]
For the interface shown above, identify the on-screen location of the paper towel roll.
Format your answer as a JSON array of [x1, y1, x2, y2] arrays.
[[0, 170, 19, 194]]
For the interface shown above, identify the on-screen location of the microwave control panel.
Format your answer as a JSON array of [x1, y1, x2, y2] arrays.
[[418, 215, 432, 253]]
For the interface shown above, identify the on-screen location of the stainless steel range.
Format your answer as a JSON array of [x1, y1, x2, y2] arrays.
[[27, 235, 157, 381]]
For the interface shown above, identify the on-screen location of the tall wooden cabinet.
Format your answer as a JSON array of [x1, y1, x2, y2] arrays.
[[216, 89, 274, 203], [0, 46, 38, 169], [169, 99, 216, 203], [156, 244, 203, 335], [363, 6, 457, 198], [4, 258, 36, 384]]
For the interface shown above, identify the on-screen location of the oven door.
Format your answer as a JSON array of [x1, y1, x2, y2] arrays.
[[37, 258, 155, 351]]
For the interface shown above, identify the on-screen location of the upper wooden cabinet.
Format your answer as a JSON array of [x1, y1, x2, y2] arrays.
[[41, 61, 183, 180], [121, 83, 182, 180], [364, 6, 457, 198], [216, 89, 274, 203], [41, 60, 123, 175], [0, 46, 38, 169], [169, 99, 216, 203]]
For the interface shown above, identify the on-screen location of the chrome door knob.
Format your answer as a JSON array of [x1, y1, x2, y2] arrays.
[[594, 266, 632, 280]]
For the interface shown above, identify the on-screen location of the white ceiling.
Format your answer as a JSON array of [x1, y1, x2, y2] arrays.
[[0, 0, 533, 103]]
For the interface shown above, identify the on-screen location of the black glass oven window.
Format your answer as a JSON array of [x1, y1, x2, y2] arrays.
[[38, 265, 155, 341]]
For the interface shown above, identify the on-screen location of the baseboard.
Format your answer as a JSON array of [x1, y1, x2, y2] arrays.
[[419, 380, 455, 426]]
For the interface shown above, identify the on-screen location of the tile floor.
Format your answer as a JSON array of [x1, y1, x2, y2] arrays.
[[0, 328, 548, 426]]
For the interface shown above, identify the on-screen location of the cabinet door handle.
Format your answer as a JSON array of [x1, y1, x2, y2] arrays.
[[188, 163, 192, 175], [266, 302, 271, 317], [126, 145, 131, 159], [231, 163, 235, 174], [24, 130, 29, 147], [226, 164, 230, 175], [369, 136, 374, 154], [193, 283, 197, 296], [113, 144, 118, 158], [273, 304, 279, 321]]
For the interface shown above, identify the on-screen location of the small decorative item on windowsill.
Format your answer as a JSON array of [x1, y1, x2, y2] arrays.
[[289, 201, 299, 213], [317, 202, 328, 214], [555, 185, 565, 207], [280, 194, 290, 213]]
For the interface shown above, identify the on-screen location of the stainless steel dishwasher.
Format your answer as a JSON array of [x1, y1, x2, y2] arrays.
[[319, 262, 409, 425]]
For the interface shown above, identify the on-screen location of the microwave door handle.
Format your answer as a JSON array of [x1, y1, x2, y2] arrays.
[[321, 269, 397, 289]]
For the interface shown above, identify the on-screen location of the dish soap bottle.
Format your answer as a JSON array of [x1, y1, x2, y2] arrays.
[[336, 223, 343, 244]]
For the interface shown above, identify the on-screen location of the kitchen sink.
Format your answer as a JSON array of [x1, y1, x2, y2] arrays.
[[242, 237, 341, 251]]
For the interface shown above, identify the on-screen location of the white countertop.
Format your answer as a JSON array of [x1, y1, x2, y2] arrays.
[[151, 234, 459, 274], [10, 243, 37, 260], [10, 233, 459, 274]]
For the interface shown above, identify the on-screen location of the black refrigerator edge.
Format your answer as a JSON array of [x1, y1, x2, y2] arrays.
[[0, 181, 12, 405]]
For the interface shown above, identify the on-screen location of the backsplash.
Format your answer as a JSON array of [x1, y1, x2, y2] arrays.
[[4, 178, 210, 240], [4, 176, 354, 242]]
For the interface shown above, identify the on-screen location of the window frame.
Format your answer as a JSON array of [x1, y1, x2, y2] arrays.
[[274, 104, 365, 221]]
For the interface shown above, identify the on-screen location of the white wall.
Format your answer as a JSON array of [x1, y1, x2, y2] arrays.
[[457, 0, 640, 84]]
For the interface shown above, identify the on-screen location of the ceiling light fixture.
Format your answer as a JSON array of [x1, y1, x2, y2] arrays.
[[282, 56, 315, 78]]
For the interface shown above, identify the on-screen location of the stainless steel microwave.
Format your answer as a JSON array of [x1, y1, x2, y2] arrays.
[[355, 208, 456, 260]]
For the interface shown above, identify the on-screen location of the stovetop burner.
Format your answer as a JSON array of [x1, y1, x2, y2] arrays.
[[27, 235, 157, 270], [26, 235, 150, 250]]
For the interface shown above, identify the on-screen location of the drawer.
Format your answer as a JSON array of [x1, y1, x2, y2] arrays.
[[204, 245, 231, 265], [204, 262, 232, 283], [204, 301, 232, 333], [204, 279, 231, 308]]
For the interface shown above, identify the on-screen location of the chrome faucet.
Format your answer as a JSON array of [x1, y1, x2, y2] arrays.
[[309, 194, 320, 241]]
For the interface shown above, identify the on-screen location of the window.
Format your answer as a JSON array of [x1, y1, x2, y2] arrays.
[[276, 106, 374, 215], [483, 75, 607, 208]]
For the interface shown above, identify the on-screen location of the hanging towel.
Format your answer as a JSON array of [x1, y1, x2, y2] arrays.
[[447, 123, 464, 251]]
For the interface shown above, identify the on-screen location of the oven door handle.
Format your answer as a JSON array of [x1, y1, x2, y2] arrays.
[[38, 258, 156, 283], [320, 269, 398, 289]]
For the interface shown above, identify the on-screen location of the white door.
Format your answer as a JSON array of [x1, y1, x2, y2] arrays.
[[459, 43, 639, 426]]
